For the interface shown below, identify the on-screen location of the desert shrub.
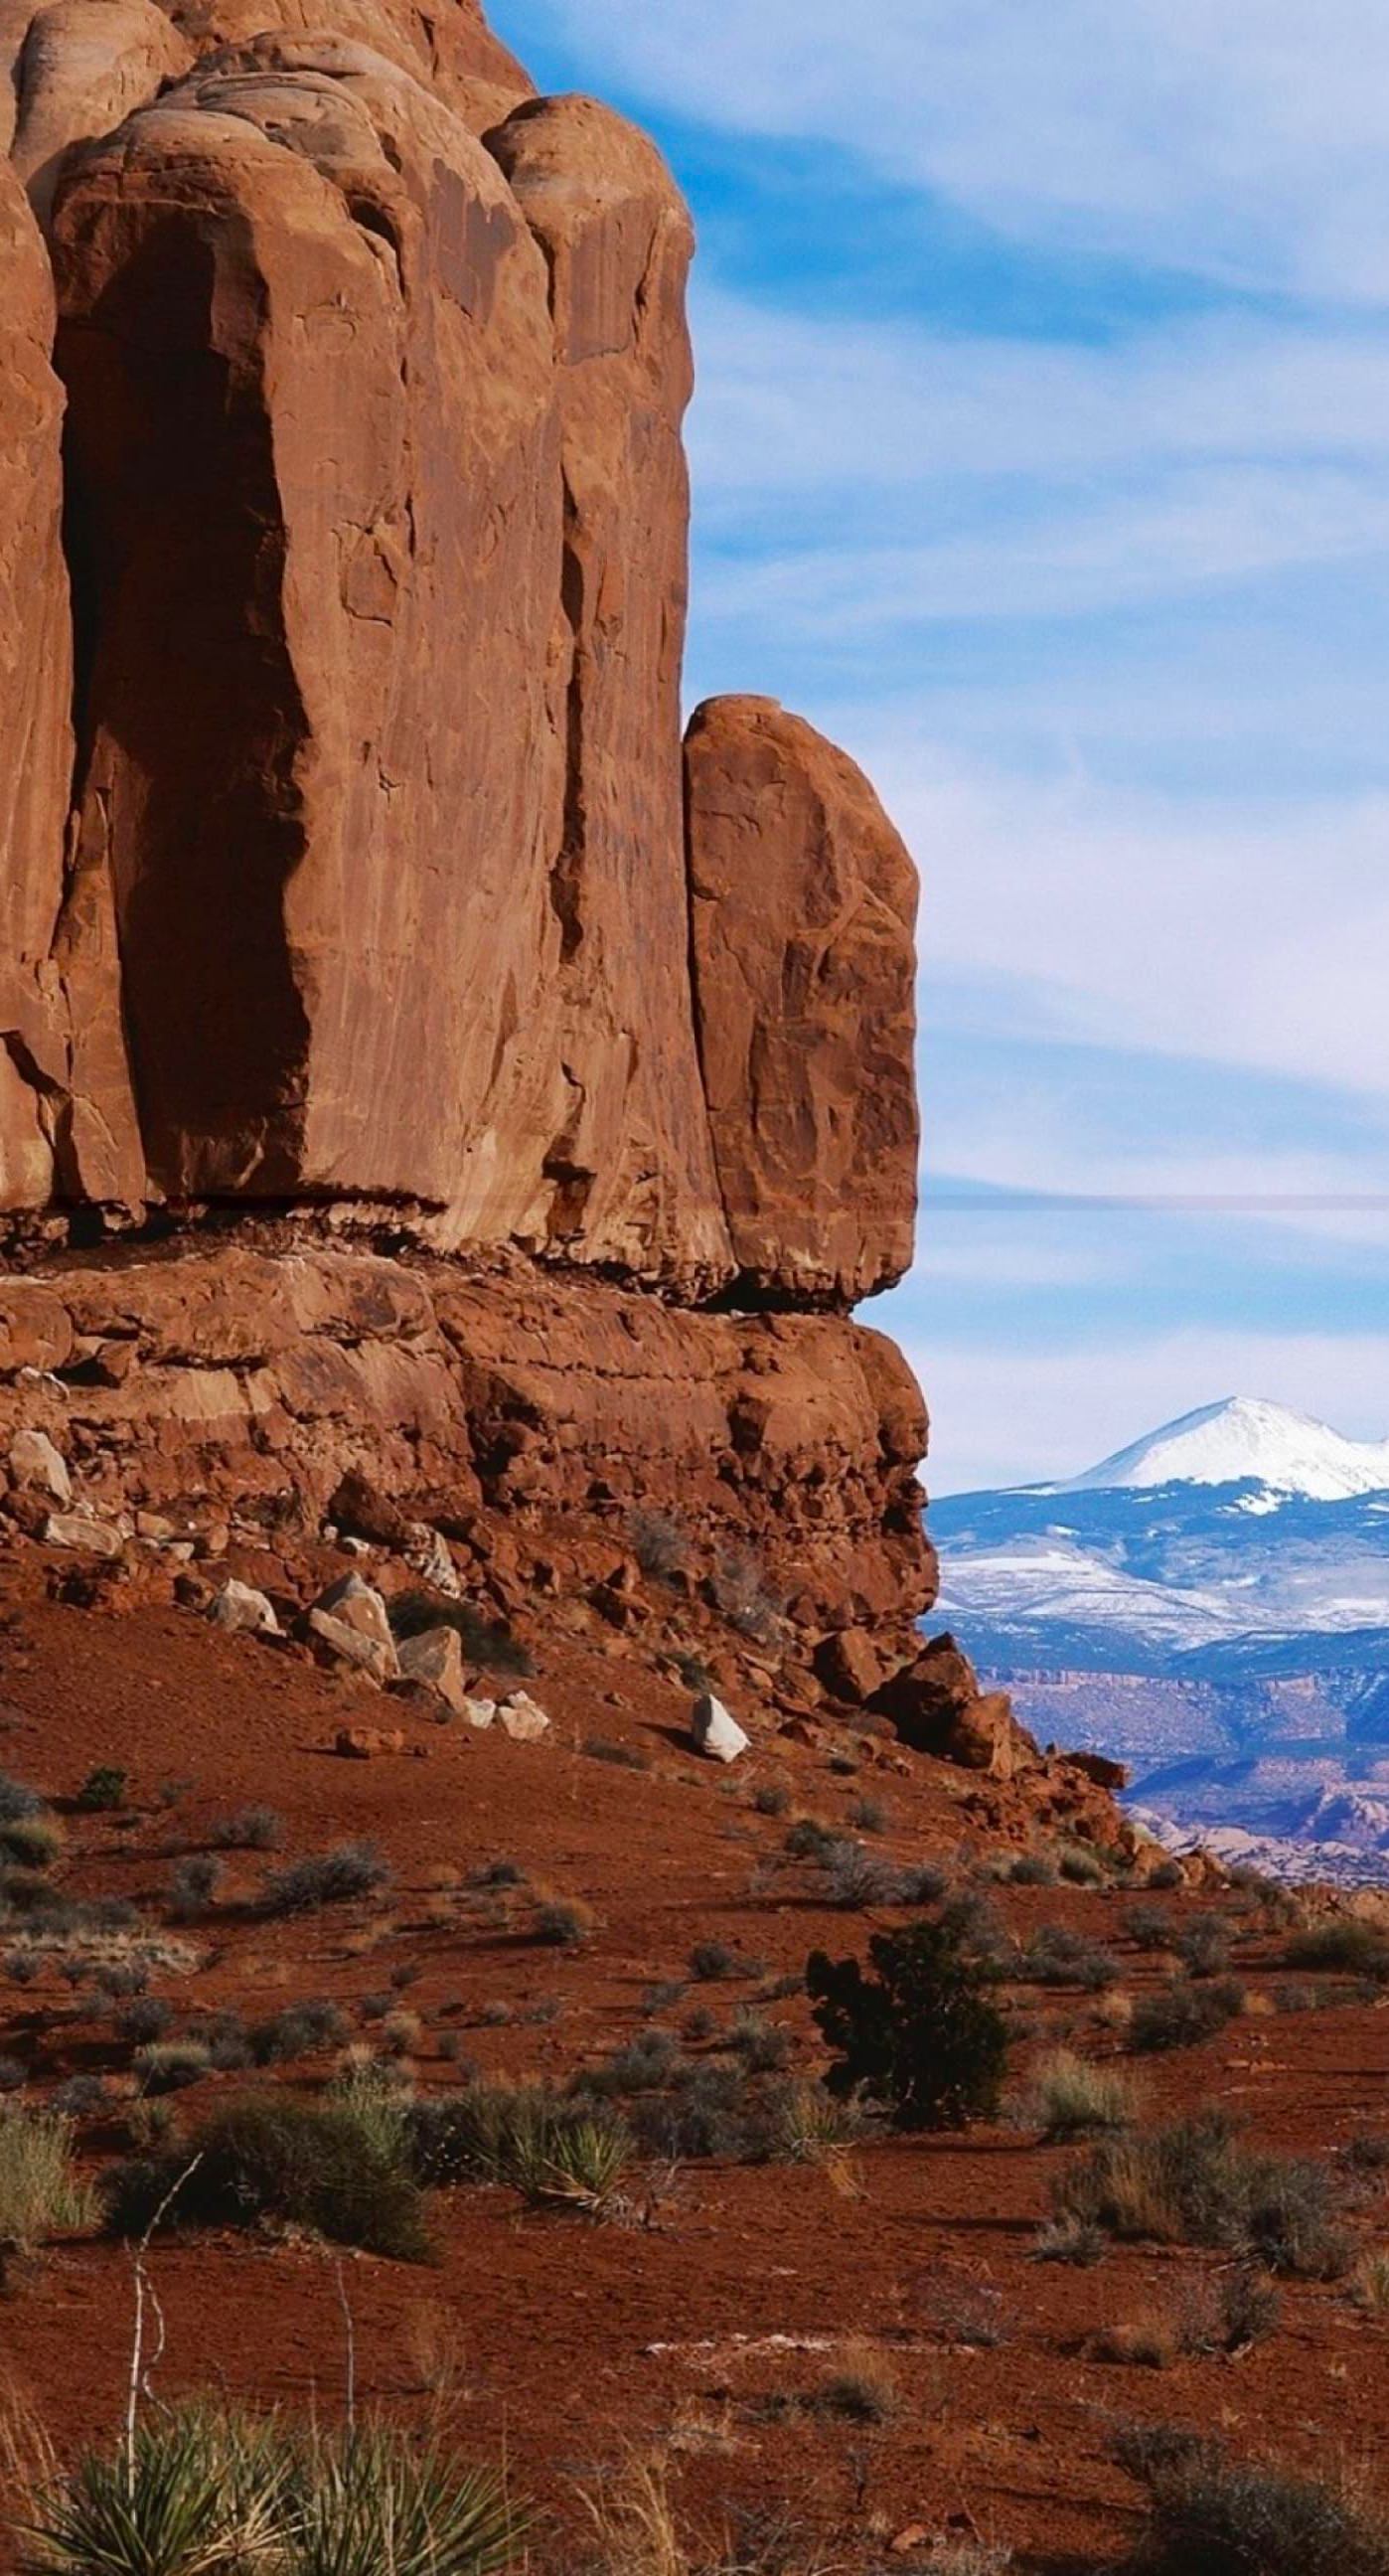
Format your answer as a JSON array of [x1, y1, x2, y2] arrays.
[[208, 1805, 283, 1852], [469, 1858, 527, 1891], [0, 2055, 25, 2095], [0, 2106, 94, 2247], [727, 2012, 792, 2075], [627, 1509, 689, 1578], [106, 2094, 430, 2261], [259, 1842, 388, 1917], [1023, 2047, 1137, 2140], [582, 1738, 650, 1773], [1130, 1977, 1244, 2053], [1284, 1921, 1389, 1981], [1125, 1904, 1175, 1951], [896, 1863, 952, 1907], [410, 2084, 631, 2212], [329, 2060, 414, 2168], [116, 1996, 174, 2047], [807, 1919, 1009, 2131], [774, 2081, 865, 2165], [1350, 2250, 1389, 2314], [533, 1898, 592, 1949], [0, 1813, 62, 1869], [203, 2013, 253, 2073], [820, 1837, 896, 1909], [1057, 1842, 1107, 1886], [51, 2075, 108, 2119], [753, 1783, 790, 1819], [75, 1766, 129, 1814], [166, 1855, 222, 1921], [849, 1795, 888, 1835], [1020, 1925, 1120, 1992], [1006, 1852, 1059, 1887], [0, 1773, 43, 1824], [621, 2063, 791, 2165], [707, 1548, 783, 1644], [1146, 1858, 1185, 1890], [582, 2030, 682, 2100], [784, 1817, 837, 1863], [249, 2000, 348, 2066], [1030, 2214, 1107, 2266], [814, 2343, 898, 2422], [689, 1940, 741, 1982], [133, 2038, 212, 2095], [389, 1591, 533, 1677], [1348, 2130, 1389, 2174], [1119, 2431, 1389, 2576], [1175, 2266, 1280, 2353], [1057, 2111, 1353, 2276], [1175, 1917, 1234, 1979]]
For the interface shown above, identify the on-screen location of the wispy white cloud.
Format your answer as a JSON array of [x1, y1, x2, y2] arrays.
[[899, 1329, 1389, 1495], [504, 0, 1389, 302]]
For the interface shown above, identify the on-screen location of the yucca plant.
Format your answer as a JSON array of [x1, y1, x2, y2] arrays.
[[0, 2108, 95, 2251], [512, 2115, 632, 2215], [17, 2408, 285, 2576], [280, 2422, 526, 2576], [774, 2081, 864, 2166]]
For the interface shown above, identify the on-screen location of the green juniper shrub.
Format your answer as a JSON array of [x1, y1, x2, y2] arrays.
[[1130, 1976, 1244, 2053], [106, 2094, 432, 2261], [807, 1918, 1009, 2131]]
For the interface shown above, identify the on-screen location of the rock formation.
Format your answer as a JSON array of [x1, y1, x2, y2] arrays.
[[686, 696, 919, 1304], [0, 0, 939, 1668]]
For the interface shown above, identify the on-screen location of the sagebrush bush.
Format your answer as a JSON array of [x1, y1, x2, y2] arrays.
[[808, 1918, 1009, 2131], [1283, 1921, 1389, 1981], [1020, 1924, 1120, 1992], [1119, 2430, 1389, 2576], [105, 2094, 431, 2261], [249, 2000, 348, 2066], [259, 1842, 388, 1916], [0, 1814, 62, 1870], [208, 1805, 283, 1852], [1174, 1917, 1233, 1979], [1130, 1976, 1244, 2053], [1057, 2110, 1353, 2277]]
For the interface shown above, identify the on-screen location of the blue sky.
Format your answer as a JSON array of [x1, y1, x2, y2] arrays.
[[493, 0, 1389, 1493]]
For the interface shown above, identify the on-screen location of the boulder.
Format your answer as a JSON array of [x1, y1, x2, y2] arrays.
[[945, 1691, 1039, 1783], [208, 1578, 279, 1637], [395, 1624, 469, 1716], [1067, 1748, 1131, 1793], [685, 696, 919, 1304], [869, 1634, 982, 1741], [313, 1572, 394, 1653], [44, 1512, 122, 1558], [334, 1722, 405, 1759], [461, 1696, 498, 1730], [306, 1607, 398, 1686], [8, 1427, 72, 1507], [813, 1626, 886, 1706], [497, 1690, 549, 1741], [691, 1691, 749, 1764]]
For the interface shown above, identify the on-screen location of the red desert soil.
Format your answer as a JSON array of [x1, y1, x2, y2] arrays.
[[1, 1556, 1387, 2575]]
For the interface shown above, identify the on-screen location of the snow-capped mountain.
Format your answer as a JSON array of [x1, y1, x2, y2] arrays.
[[1056, 1396, 1389, 1504], [931, 1400, 1389, 1882]]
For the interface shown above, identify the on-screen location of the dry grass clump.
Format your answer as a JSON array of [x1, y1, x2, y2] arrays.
[[1117, 2427, 1389, 2576], [1056, 2110, 1354, 2278], [1022, 2048, 1138, 2140], [1350, 2249, 1389, 2315], [0, 2107, 95, 2249]]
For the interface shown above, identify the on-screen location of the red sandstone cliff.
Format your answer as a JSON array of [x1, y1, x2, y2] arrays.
[[0, 0, 932, 1651]]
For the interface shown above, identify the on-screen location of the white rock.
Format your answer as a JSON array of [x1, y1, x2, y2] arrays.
[[208, 1579, 279, 1637], [44, 1512, 122, 1559], [312, 1571, 393, 1651], [403, 1525, 462, 1598], [691, 1692, 749, 1764], [9, 1428, 72, 1507], [307, 1607, 398, 1686], [396, 1624, 469, 1715], [498, 1690, 550, 1743], [461, 1696, 498, 1730]]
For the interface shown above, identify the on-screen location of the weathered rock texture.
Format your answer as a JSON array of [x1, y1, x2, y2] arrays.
[[0, 1243, 935, 1640], [686, 696, 920, 1304], [0, 0, 937, 1653]]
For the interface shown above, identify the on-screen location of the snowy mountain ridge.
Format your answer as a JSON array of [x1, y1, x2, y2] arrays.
[[1053, 1395, 1389, 1504]]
